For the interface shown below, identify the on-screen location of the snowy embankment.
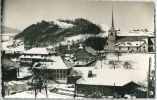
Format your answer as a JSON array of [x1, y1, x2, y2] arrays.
[[54, 21, 73, 28], [5, 84, 84, 99]]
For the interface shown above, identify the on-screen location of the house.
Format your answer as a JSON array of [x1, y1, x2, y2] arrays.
[[2, 57, 20, 81], [107, 6, 154, 52], [75, 68, 147, 98], [74, 44, 97, 66], [33, 55, 74, 83], [19, 47, 57, 67]]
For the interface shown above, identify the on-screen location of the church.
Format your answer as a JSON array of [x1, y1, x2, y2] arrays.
[[107, 6, 154, 52]]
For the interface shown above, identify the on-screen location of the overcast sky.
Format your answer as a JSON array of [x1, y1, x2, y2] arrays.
[[2, 0, 154, 31]]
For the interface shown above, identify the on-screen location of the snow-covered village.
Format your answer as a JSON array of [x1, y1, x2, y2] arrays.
[[1, 0, 155, 99]]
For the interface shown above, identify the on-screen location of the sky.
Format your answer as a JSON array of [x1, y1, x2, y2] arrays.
[[2, 0, 155, 31]]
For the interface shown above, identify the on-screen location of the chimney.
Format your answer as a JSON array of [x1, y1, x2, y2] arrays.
[[88, 70, 93, 78]]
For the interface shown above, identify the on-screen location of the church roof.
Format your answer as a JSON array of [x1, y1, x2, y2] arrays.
[[116, 36, 154, 45], [108, 27, 117, 32], [116, 36, 147, 42]]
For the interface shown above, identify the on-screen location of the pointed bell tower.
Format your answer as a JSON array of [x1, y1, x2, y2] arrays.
[[108, 3, 117, 51]]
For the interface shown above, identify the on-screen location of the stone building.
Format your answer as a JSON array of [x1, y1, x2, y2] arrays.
[[107, 6, 154, 52]]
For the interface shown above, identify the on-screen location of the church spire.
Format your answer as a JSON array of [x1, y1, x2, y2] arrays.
[[111, 3, 114, 28]]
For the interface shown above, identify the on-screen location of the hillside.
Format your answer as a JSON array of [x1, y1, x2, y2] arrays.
[[2, 26, 21, 33], [15, 18, 102, 46]]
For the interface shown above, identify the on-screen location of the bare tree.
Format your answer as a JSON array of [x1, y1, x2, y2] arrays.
[[31, 63, 55, 98], [114, 51, 122, 62], [108, 60, 119, 69], [70, 70, 84, 98], [123, 61, 132, 70]]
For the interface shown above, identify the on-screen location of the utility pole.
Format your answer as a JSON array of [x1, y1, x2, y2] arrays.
[[147, 57, 152, 98], [113, 83, 115, 98]]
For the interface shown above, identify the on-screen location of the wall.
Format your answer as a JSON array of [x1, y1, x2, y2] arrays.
[[140, 43, 148, 52], [34, 69, 68, 84], [115, 46, 141, 52], [76, 82, 140, 98], [108, 40, 115, 51]]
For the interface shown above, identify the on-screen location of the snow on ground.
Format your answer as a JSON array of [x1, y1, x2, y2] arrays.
[[2, 41, 25, 53], [98, 23, 154, 37], [74, 53, 154, 71], [98, 24, 110, 37], [5, 84, 83, 99], [54, 21, 73, 28], [106, 53, 155, 71], [5, 91, 74, 98]]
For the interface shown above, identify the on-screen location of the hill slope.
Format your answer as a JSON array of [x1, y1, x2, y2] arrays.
[[2, 26, 21, 33], [15, 18, 102, 46]]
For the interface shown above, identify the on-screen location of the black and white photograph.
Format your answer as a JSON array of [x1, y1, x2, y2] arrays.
[[1, 0, 155, 99]]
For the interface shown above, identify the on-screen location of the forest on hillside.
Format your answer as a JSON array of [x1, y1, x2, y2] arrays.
[[15, 18, 102, 46]]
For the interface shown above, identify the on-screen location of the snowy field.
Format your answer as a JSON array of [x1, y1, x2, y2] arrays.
[[1, 40, 25, 53], [74, 53, 155, 71]]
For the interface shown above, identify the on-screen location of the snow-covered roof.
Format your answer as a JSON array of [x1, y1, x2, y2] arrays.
[[23, 48, 56, 55], [115, 41, 145, 47], [78, 44, 83, 49], [24, 48, 48, 54], [34, 56, 70, 69], [75, 68, 147, 86], [47, 46, 54, 49], [84, 47, 97, 56], [19, 55, 45, 59]]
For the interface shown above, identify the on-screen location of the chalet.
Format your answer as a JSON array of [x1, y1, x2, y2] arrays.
[[33, 55, 74, 83], [19, 47, 57, 67], [74, 44, 97, 66], [74, 67, 147, 98], [2, 58, 20, 81]]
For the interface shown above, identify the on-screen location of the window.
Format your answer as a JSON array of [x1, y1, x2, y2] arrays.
[[57, 70, 59, 73], [57, 75, 59, 78], [64, 70, 66, 73], [111, 32, 113, 36], [119, 47, 121, 50], [128, 47, 130, 50], [60, 75, 62, 78], [54, 75, 56, 78], [60, 70, 62, 73], [54, 70, 56, 73], [137, 47, 138, 50], [63, 76, 66, 78], [143, 46, 145, 48]]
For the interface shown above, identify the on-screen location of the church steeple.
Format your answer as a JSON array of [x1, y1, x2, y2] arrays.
[[109, 3, 116, 31], [108, 3, 117, 51], [111, 3, 114, 28]]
